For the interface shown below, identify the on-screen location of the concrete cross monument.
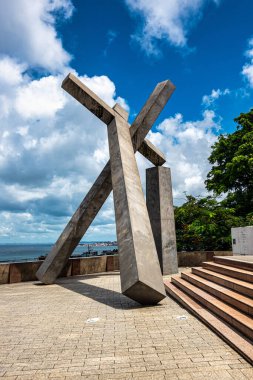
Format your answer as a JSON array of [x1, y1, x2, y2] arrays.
[[36, 73, 178, 305]]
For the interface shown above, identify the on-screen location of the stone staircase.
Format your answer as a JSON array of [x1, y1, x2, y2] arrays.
[[164, 256, 253, 365]]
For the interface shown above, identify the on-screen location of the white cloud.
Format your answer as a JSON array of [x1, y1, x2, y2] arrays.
[[0, 65, 127, 242], [0, 51, 222, 241], [0, 0, 73, 72], [81, 75, 129, 111], [0, 0, 223, 243], [242, 38, 253, 87], [15, 75, 67, 118], [0, 58, 221, 240], [0, 56, 28, 118], [0, 0, 122, 243], [202, 88, 230, 106], [144, 110, 220, 201], [93, 143, 110, 165], [242, 65, 253, 87], [0, 60, 222, 241], [103, 30, 118, 56], [0, 71, 123, 188], [125, 0, 220, 55], [0, 56, 26, 86]]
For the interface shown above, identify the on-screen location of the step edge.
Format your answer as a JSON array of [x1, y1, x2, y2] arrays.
[[171, 276, 253, 329], [182, 272, 253, 307], [202, 262, 253, 275], [192, 268, 253, 298], [193, 267, 253, 290], [214, 257, 253, 271], [164, 281, 253, 366]]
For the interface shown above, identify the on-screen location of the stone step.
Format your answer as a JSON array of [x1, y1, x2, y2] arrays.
[[164, 280, 253, 365], [192, 267, 253, 299], [171, 275, 253, 341], [214, 256, 253, 271], [181, 272, 253, 316], [202, 262, 253, 283]]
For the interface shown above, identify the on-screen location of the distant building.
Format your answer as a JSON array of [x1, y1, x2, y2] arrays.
[[231, 226, 253, 255]]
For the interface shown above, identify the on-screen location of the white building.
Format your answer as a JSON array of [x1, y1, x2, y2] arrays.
[[231, 226, 253, 255]]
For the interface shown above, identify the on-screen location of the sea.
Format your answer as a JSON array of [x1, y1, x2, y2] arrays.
[[0, 244, 118, 263]]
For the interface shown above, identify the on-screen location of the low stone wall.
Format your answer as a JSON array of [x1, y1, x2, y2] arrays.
[[0, 251, 232, 284], [72, 256, 107, 276], [0, 255, 120, 284], [0, 263, 10, 284], [177, 250, 232, 267]]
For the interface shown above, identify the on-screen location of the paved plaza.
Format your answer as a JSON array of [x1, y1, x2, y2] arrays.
[[0, 272, 252, 380]]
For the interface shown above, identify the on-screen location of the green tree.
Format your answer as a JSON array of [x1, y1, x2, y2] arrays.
[[175, 195, 243, 251], [174, 110, 252, 251], [205, 109, 253, 216]]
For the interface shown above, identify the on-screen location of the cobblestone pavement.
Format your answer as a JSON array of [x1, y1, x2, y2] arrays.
[[0, 272, 252, 380]]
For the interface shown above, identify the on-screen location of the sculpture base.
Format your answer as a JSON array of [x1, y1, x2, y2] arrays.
[[123, 281, 166, 305]]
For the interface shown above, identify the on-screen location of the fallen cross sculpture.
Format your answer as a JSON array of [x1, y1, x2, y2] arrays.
[[36, 73, 176, 304]]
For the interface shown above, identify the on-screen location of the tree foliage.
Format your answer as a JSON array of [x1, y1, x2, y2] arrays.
[[175, 109, 253, 251], [205, 109, 253, 215], [175, 195, 244, 251]]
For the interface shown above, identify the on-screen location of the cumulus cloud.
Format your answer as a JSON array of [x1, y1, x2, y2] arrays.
[[0, 0, 221, 243], [0, 56, 126, 241], [242, 38, 253, 87], [140, 110, 220, 202], [202, 88, 230, 107], [125, 0, 220, 55], [0, 54, 220, 241], [0, 0, 73, 72], [0, 53, 220, 241], [15, 75, 67, 118], [0, 0, 122, 242], [0, 57, 27, 86]]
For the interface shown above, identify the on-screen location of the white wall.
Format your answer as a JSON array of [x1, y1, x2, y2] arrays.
[[231, 226, 253, 255]]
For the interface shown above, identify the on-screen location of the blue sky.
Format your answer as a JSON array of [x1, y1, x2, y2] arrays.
[[0, 0, 252, 243]]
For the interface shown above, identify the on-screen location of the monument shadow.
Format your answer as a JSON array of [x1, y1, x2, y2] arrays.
[[56, 273, 164, 310]]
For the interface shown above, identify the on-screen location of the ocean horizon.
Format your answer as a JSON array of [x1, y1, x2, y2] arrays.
[[0, 243, 118, 263]]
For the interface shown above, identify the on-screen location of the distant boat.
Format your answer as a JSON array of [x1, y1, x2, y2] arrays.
[[38, 254, 47, 260]]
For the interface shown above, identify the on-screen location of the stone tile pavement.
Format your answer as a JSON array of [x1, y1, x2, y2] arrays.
[[0, 272, 252, 380]]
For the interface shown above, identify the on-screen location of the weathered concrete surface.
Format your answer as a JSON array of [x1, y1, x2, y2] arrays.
[[108, 116, 165, 305], [36, 161, 113, 284], [62, 73, 116, 125], [106, 254, 119, 272], [62, 73, 168, 166], [113, 103, 129, 120], [146, 166, 178, 275], [9, 261, 43, 283], [177, 251, 232, 267], [72, 256, 107, 276], [138, 138, 166, 166], [10, 260, 71, 284], [37, 77, 175, 285], [129, 80, 175, 150], [0, 264, 9, 284], [2, 256, 109, 285]]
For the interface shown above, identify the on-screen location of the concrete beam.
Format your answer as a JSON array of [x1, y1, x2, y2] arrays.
[[146, 166, 178, 275], [62, 73, 170, 167], [62, 73, 115, 125], [108, 116, 166, 304], [36, 161, 112, 284], [138, 139, 166, 167], [36, 78, 175, 284]]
